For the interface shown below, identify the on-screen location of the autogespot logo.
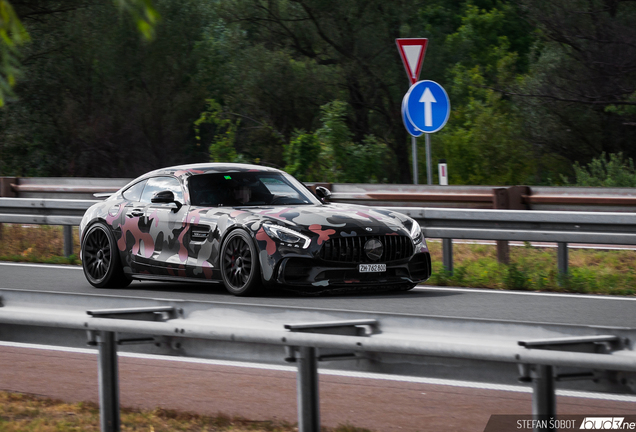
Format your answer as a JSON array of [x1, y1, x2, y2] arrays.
[[580, 417, 633, 429]]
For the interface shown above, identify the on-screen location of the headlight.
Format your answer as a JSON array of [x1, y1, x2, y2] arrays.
[[410, 220, 423, 244], [262, 224, 312, 249]]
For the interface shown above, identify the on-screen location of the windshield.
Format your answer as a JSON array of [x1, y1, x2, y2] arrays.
[[188, 172, 321, 207]]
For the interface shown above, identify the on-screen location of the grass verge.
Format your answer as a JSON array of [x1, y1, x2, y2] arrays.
[[0, 224, 81, 265], [1, 224, 634, 296], [427, 240, 636, 296], [0, 391, 372, 432]]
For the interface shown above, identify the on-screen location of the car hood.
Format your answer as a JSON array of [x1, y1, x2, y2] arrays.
[[239, 203, 411, 234]]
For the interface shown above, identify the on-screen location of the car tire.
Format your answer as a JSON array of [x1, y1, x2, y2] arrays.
[[220, 230, 262, 296], [81, 222, 132, 288]]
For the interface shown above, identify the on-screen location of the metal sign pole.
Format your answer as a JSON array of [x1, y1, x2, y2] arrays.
[[412, 136, 418, 185], [425, 133, 432, 185]]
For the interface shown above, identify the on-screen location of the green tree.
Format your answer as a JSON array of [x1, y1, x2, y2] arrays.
[[0, 0, 159, 107], [563, 152, 636, 187], [283, 132, 325, 182], [0, 0, 212, 177], [283, 100, 392, 183], [195, 99, 241, 163], [434, 1, 536, 184], [511, 0, 636, 175], [214, 0, 436, 183]]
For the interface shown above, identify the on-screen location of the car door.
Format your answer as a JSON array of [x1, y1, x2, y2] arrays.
[[132, 176, 190, 275], [183, 174, 223, 280]]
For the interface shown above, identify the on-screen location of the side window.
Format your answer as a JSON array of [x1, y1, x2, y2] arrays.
[[122, 180, 147, 202], [140, 177, 184, 204]]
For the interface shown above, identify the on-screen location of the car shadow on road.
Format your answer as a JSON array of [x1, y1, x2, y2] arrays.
[[118, 281, 461, 300]]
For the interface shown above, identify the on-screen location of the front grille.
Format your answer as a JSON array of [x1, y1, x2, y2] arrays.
[[318, 235, 414, 263]]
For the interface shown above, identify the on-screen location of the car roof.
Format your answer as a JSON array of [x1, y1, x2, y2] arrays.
[[140, 163, 283, 180]]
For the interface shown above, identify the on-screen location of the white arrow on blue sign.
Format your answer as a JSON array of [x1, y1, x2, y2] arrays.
[[404, 80, 450, 134]]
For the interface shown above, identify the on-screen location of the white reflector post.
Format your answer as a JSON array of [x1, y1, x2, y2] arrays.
[[438, 159, 448, 185]]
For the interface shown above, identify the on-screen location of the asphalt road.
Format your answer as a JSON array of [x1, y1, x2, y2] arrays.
[[1, 261, 635, 328], [2, 261, 636, 430]]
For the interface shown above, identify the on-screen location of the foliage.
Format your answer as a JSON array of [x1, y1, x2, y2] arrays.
[[0, 0, 212, 177], [434, 1, 536, 185], [426, 240, 636, 296], [113, 0, 160, 40], [1, 0, 636, 183], [562, 152, 636, 187], [0, 0, 159, 107], [283, 100, 392, 182], [0, 391, 306, 432], [283, 132, 324, 182], [0, 224, 80, 263], [211, 0, 430, 182], [0, 0, 28, 107], [514, 0, 636, 174], [195, 99, 241, 163]]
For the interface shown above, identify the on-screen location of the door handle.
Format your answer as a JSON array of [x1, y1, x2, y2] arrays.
[[127, 209, 144, 218]]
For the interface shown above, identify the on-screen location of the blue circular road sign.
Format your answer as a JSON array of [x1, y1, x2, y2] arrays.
[[402, 92, 423, 137], [404, 80, 450, 134]]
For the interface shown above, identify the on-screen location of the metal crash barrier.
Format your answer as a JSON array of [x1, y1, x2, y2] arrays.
[[388, 207, 636, 276], [0, 289, 635, 432], [2, 197, 636, 276]]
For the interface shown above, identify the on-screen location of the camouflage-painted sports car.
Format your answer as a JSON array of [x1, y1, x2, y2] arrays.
[[79, 163, 431, 296]]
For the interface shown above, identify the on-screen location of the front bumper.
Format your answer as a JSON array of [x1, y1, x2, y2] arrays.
[[275, 251, 432, 289]]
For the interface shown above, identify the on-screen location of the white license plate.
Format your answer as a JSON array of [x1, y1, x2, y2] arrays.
[[359, 264, 386, 273]]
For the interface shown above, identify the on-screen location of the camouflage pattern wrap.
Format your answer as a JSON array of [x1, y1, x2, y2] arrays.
[[80, 163, 431, 293]]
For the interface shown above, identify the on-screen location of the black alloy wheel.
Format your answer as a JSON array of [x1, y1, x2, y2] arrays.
[[82, 222, 131, 288], [220, 230, 262, 296]]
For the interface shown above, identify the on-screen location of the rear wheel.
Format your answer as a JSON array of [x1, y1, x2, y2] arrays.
[[82, 222, 131, 288], [220, 230, 262, 296]]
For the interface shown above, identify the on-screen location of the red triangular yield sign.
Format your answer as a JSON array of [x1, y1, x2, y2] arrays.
[[396, 38, 428, 86]]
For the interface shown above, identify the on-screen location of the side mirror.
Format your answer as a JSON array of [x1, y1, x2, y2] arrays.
[[151, 190, 183, 212], [315, 186, 332, 203]]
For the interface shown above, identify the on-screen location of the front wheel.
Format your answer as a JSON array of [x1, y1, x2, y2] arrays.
[[81, 222, 131, 288], [220, 230, 262, 296]]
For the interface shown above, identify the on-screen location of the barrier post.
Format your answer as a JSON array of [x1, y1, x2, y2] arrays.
[[493, 188, 510, 264], [557, 242, 568, 283], [531, 365, 556, 432], [63, 226, 73, 257], [296, 347, 320, 432], [0, 177, 17, 241], [97, 331, 120, 432], [296, 346, 320, 432], [493, 186, 531, 265], [442, 238, 453, 275]]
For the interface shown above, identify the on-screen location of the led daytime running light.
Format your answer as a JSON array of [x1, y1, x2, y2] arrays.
[[410, 221, 423, 244], [262, 224, 311, 249]]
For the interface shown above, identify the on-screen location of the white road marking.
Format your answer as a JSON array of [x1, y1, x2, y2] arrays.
[[0, 262, 82, 270], [2, 341, 635, 402], [415, 285, 636, 301], [427, 239, 636, 251]]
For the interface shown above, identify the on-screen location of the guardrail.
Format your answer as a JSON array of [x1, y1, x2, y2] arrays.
[[0, 198, 97, 256], [1, 289, 635, 432], [388, 207, 636, 275], [5, 177, 636, 264], [4, 176, 636, 212], [1, 198, 636, 274], [331, 184, 636, 212], [0, 177, 130, 200]]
